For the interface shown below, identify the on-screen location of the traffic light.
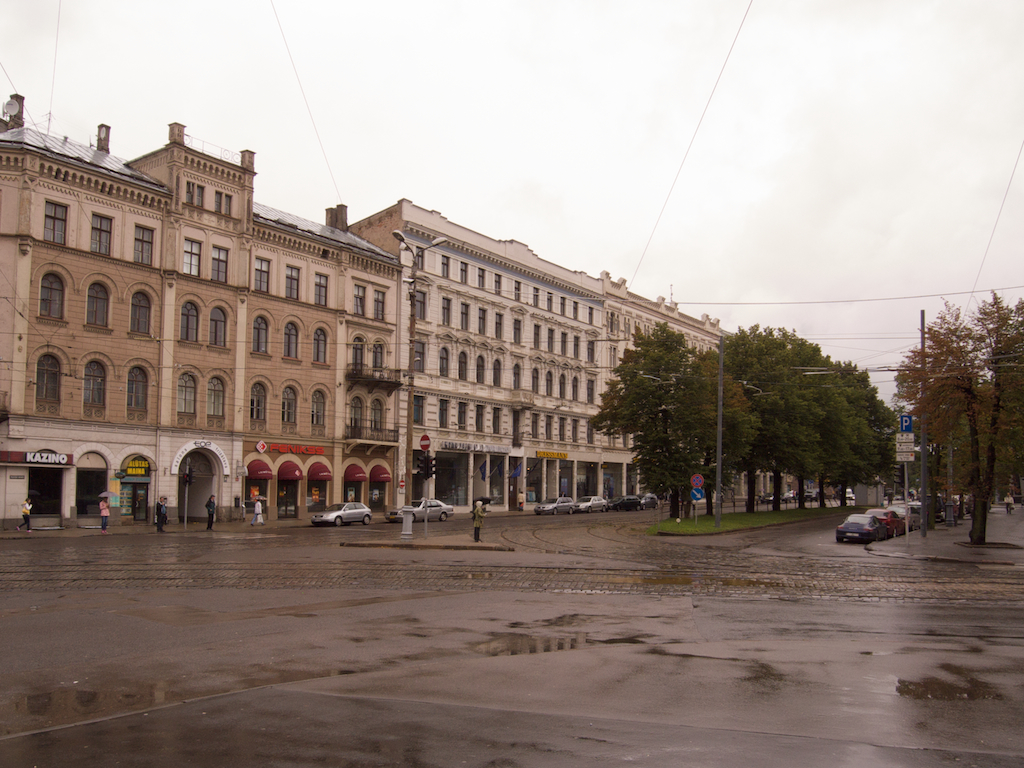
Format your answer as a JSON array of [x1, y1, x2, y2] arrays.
[[183, 468, 193, 486], [419, 452, 435, 479]]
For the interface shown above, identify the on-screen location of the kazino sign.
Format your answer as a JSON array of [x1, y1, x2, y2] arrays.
[[0, 450, 74, 465]]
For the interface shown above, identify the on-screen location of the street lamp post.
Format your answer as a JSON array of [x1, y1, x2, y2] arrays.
[[392, 231, 447, 513]]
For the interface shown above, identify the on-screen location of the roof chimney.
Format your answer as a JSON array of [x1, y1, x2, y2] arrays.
[[325, 203, 348, 231], [97, 124, 110, 153], [3, 94, 25, 130]]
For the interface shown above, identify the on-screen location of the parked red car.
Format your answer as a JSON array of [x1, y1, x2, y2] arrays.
[[867, 508, 905, 538]]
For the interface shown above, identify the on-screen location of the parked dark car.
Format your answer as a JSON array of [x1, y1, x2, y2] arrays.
[[640, 493, 659, 509], [836, 513, 887, 543], [608, 495, 642, 511]]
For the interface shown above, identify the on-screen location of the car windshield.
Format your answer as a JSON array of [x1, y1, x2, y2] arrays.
[[845, 514, 875, 524]]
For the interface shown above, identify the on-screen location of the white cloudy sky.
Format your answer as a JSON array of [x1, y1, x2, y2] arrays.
[[4, 0, 1024, 404]]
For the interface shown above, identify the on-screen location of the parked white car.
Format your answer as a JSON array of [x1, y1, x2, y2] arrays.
[[310, 502, 372, 527], [574, 496, 607, 513]]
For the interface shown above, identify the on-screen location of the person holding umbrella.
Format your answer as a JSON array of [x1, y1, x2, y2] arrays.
[[250, 496, 265, 526], [472, 496, 489, 543]]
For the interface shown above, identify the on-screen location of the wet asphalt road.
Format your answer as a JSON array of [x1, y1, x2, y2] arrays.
[[2, 511, 1023, 766]]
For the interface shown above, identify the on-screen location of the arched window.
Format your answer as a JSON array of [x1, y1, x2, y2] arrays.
[[370, 399, 384, 430], [545, 371, 553, 396], [40, 273, 64, 319], [311, 390, 326, 426], [372, 342, 385, 369], [350, 397, 364, 427], [207, 377, 224, 417], [439, 347, 450, 377], [177, 374, 196, 414], [458, 352, 468, 380], [313, 329, 328, 364], [87, 283, 109, 326], [127, 367, 148, 410], [476, 356, 485, 384], [512, 363, 521, 390], [572, 376, 579, 401], [252, 316, 268, 353], [283, 322, 299, 358], [281, 386, 297, 423], [36, 355, 60, 401], [209, 307, 227, 347], [250, 383, 266, 420], [352, 336, 365, 368], [559, 374, 566, 399], [180, 302, 199, 341], [493, 359, 502, 387], [531, 367, 539, 393], [83, 361, 106, 405], [130, 292, 151, 334]]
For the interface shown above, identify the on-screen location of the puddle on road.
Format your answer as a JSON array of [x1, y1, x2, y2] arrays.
[[473, 631, 654, 656], [897, 663, 1003, 701]]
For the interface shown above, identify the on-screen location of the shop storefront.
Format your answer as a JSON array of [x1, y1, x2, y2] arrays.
[[368, 464, 391, 513], [435, 451, 468, 507], [344, 464, 367, 503], [75, 451, 107, 517], [1, 449, 73, 523], [307, 462, 332, 512], [120, 455, 152, 522], [277, 461, 301, 518], [246, 459, 272, 506]]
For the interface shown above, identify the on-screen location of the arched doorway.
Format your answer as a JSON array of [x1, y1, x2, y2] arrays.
[[178, 451, 217, 522]]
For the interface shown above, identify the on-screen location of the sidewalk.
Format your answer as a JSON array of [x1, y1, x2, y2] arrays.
[[868, 509, 1024, 565]]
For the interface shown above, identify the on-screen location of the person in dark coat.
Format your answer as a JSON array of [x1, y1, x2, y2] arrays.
[[205, 495, 217, 530], [156, 496, 168, 532]]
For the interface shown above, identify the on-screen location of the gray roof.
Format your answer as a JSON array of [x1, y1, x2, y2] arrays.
[[0, 126, 168, 191], [253, 202, 397, 265]]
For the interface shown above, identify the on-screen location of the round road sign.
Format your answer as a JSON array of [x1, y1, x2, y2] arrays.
[[691, 474, 704, 489], [420, 434, 431, 451]]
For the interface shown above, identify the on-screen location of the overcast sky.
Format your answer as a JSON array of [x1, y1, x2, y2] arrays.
[[5, 0, 1024, 405]]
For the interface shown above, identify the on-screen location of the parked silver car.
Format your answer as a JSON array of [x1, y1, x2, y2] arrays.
[[310, 502, 372, 527], [574, 496, 607, 513], [534, 497, 575, 515], [385, 498, 453, 523]]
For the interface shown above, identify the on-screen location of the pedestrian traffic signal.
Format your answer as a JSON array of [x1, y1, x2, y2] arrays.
[[419, 452, 435, 479]]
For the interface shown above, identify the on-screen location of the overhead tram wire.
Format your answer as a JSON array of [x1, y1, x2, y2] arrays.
[[627, 0, 755, 291]]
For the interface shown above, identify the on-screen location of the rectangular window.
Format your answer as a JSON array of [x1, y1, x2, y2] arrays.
[[477, 267, 486, 288], [587, 340, 595, 363], [493, 407, 501, 435], [546, 292, 553, 311], [441, 255, 450, 278], [494, 313, 503, 339], [533, 324, 541, 349], [91, 214, 112, 255], [559, 417, 566, 442], [353, 284, 366, 315], [441, 297, 452, 326], [314, 274, 328, 306], [478, 308, 487, 335], [545, 415, 553, 440], [44, 201, 68, 244], [285, 266, 300, 300], [439, 399, 449, 428], [573, 301, 579, 320], [547, 328, 555, 352], [560, 296, 566, 316], [513, 319, 522, 344], [460, 262, 468, 284], [532, 286, 539, 307], [458, 401, 467, 430], [133, 225, 154, 265], [573, 335, 580, 359], [185, 182, 205, 207], [211, 246, 228, 283], [413, 395, 424, 425], [587, 422, 594, 444], [415, 290, 426, 320], [460, 302, 470, 330], [475, 404, 485, 433], [531, 412, 539, 438], [514, 280, 521, 302], [587, 379, 595, 404], [214, 191, 233, 216], [572, 419, 579, 443], [183, 239, 202, 276], [560, 332, 568, 356], [414, 340, 425, 372], [373, 289, 386, 320], [494, 274, 502, 296], [588, 306, 594, 324], [254, 258, 270, 292]]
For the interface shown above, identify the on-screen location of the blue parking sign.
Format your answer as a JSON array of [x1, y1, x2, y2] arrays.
[[691, 488, 705, 502], [899, 414, 913, 432]]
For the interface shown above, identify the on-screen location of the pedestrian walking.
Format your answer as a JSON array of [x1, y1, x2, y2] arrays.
[[250, 497, 265, 526], [1005, 493, 1014, 514], [472, 500, 487, 542], [205, 495, 217, 530], [17, 497, 32, 531], [99, 497, 110, 533], [517, 490, 525, 512], [156, 496, 168, 532]]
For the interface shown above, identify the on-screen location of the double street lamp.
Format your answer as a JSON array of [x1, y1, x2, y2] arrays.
[[392, 230, 447, 507]]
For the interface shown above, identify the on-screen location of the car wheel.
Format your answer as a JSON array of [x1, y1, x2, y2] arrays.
[[362, 514, 370, 525], [334, 516, 344, 527], [567, 507, 573, 515], [438, 511, 447, 522]]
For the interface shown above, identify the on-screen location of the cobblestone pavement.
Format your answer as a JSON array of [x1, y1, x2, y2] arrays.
[[2, 515, 1022, 603]]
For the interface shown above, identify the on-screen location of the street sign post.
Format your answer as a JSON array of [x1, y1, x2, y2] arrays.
[[896, 450, 916, 463], [691, 474, 704, 489], [691, 487, 705, 502], [896, 433, 914, 444], [899, 414, 913, 432]]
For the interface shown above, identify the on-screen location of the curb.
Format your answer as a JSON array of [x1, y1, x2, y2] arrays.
[[340, 540, 514, 552]]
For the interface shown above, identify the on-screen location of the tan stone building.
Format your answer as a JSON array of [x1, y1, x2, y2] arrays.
[[0, 100, 401, 528]]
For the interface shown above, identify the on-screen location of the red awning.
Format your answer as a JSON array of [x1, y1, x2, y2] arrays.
[[278, 460, 303, 480], [344, 464, 368, 482], [308, 462, 333, 481], [369, 465, 392, 482], [247, 460, 273, 479]]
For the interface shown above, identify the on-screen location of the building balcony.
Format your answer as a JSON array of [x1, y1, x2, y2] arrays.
[[346, 364, 403, 394], [344, 421, 400, 445]]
